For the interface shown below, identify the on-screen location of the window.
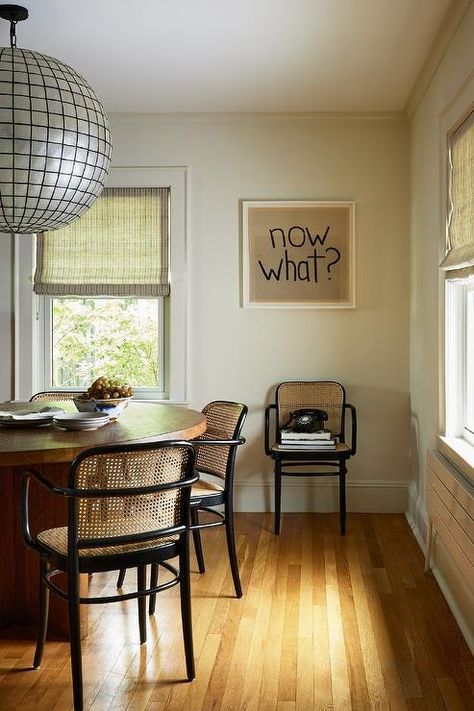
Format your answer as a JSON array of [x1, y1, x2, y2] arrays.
[[445, 278, 474, 445], [15, 167, 187, 402], [466, 284, 474, 441], [34, 185, 169, 397], [442, 107, 474, 446], [46, 296, 163, 390]]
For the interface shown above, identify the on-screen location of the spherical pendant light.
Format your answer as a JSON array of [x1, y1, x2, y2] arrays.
[[0, 5, 112, 234]]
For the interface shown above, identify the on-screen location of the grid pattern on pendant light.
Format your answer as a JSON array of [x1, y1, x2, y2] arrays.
[[0, 47, 112, 234]]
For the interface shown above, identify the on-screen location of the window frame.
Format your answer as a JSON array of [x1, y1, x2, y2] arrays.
[[14, 166, 188, 403], [445, 278, 474, 444], [465, 282, 474, 444], [40, 294, 166, 398], [438, 77, 474, 483]]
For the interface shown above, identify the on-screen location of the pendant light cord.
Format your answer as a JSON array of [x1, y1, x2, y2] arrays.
[[10, 18, 17, 47]]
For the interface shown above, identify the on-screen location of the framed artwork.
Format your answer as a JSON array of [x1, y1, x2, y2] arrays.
[[241, 200, 355, 308]]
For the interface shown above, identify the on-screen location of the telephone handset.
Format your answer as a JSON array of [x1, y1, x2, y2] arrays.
[[283, 408, 328, 433]]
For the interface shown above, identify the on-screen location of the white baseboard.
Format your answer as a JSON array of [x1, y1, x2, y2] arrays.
[[234, 477, 408, 513]]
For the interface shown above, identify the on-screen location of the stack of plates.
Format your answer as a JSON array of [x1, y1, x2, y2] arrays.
[[0, 412, 57, 427], [53, 412, 111, 431]]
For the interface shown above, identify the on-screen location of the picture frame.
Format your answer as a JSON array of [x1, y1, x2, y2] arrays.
[[241, 200, 355, 308]]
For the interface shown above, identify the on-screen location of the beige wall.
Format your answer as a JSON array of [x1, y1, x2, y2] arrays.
[[0, 116, 411, 509], [409, 3, 474, 642], [111, 113, 411, 511]]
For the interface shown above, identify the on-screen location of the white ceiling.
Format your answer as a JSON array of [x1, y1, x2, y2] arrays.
[[2, 0, 453, 114]]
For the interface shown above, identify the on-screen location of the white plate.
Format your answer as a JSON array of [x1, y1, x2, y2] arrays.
[[54, 412, 110, 422], [53, 412, 110, 430]]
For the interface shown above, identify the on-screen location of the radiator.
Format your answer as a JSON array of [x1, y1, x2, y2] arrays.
[[425, 449, 474, 590]]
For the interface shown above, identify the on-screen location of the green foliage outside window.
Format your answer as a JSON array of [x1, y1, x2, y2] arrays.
[[52, 298, 160, 388]]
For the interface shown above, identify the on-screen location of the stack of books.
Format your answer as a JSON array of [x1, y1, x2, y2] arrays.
[[276, 428, 337, 451]]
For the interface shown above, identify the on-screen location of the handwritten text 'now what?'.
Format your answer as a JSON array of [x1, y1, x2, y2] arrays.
[[258, 226, 341, 283]]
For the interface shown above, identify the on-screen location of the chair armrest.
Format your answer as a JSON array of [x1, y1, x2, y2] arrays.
[[264, 404, 277, 455], [20, 468, 70, 550], [344, 403, 357, 456], [191, 436, 245, 447]]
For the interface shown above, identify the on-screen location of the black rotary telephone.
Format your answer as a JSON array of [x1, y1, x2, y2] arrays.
[[283, 408, 328, 433]]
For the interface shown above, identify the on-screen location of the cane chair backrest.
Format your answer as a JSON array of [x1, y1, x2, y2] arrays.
[[69, 443, 195, 551], [30, 391, 84, 402], [276, 381, 346, 439], [194, 401, 247, 481]]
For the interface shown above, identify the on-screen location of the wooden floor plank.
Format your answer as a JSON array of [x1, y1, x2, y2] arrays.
[[0, 513, 472, 710]]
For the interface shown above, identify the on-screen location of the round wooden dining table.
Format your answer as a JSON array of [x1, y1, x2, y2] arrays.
[[0, 401, 206, 637]]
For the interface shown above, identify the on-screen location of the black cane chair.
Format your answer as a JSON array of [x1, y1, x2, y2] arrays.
[[265, 381, 356, 535], [29, 391, 84, 402], [119, 401, 248, 601], [21, 441, 198, 711], [188, 400, 248, 598]]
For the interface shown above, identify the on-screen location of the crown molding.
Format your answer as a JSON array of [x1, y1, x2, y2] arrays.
[[405, 0, 473, 118], [111, 111, 407, 125]]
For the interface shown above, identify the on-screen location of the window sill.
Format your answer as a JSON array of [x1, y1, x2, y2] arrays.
[[437, 435, 474, 486]]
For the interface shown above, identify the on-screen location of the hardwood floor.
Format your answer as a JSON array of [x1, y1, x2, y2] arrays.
[[0, 513, 472, 710]]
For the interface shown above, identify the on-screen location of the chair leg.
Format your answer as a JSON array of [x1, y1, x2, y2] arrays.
[[274, 460, 282, 535], [149, 563, 159, 616], [339, 469, 347, 535], [116, 568, 126, 588], [68, 569, 83, 711], [179, 541, 195, 681], [224, 500, 242, 598], [33, 559, 50, 669], [137, 565, 147, 644], [191, 508, 205, 573]]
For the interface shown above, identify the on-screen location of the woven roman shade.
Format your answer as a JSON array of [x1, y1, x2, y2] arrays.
[[34, 187, 170, 296], [440, 109, 474, 280]]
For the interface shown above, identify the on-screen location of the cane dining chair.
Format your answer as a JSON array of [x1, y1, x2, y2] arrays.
[[188, 400, 248, 598], [21, 440, 198, 711], [118, 400, 248, 601], [265, 381, 357, 535]]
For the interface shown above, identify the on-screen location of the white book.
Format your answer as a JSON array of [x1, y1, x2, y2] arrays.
[[279, 443, 336, 448], [280, 438, 335, 445], [280, 429, 332, 441], [274, 442, 337, 451]]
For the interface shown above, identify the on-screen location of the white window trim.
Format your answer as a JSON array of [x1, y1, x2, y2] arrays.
[[465, 283, 474, 445], [14, 166, 189, 404], [445, 280, 473, 440]]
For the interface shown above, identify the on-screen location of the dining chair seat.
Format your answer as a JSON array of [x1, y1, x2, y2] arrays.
[[37, 526, 179, 558], [191, 476, 225, 498]]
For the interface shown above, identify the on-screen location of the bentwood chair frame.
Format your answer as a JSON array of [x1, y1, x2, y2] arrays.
[[265, 381, 357, 535], [21, 440, 198, 711]]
